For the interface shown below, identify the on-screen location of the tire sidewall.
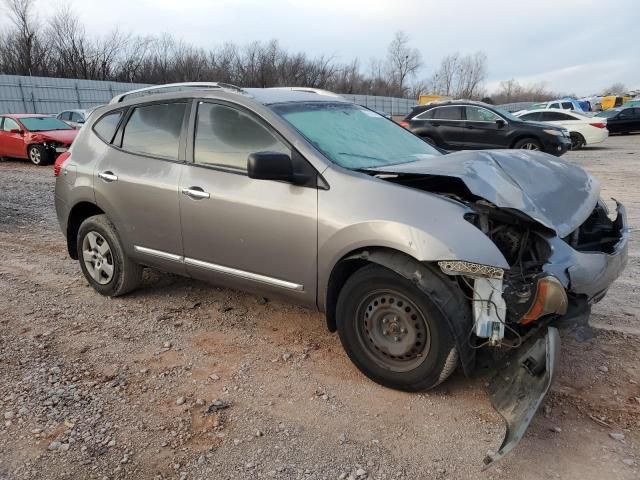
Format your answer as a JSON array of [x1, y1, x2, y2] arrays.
[[514, 137, 542, 150], [337, 266, 455, 391], [28, 144, 50, 166], [77, 216, 125, 296]]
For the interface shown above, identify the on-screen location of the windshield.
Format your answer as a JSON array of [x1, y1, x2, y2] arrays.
[[19, 117, 72, 132], [271, 102, 440, 169], [596, 109, 620, 118]]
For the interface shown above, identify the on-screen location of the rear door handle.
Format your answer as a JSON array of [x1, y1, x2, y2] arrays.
[[98, 171, 118, 182], [182, 187, 210, 200]]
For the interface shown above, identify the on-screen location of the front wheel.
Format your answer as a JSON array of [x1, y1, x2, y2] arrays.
[[513, 138, 542, 151], [77, 214, 142, 297], [570, 132, 585, 150], [28, 144, 51, 166], [336, 265, 458, 391]]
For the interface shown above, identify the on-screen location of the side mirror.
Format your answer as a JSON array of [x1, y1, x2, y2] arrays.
[[9, 128, 24, 135], [496, 119, 506, 128], [247, 151, 310, 185]]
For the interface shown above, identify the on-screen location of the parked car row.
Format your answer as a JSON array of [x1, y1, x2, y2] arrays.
[[0, 106, 104, 165], [515, 109, 608, 149], [400, 100, 572, 155]]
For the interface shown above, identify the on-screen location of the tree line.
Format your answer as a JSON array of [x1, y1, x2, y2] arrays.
[[2, 0, 610, 103]]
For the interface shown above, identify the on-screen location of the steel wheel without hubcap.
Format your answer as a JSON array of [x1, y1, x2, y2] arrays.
[[356, 289, 431, 372], [82, 231, 114, 285], [520, 142, 540, 150]]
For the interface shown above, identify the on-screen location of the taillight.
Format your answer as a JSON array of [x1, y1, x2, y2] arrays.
[[589, 122, 606, 129], [54, 151, 71, 177], [399, 121, 410, 128]]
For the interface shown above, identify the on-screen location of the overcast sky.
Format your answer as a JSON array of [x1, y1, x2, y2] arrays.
[[29, 0, 640, 95]]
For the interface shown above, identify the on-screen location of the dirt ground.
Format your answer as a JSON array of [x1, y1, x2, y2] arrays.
[[0, 135, 638, 480]]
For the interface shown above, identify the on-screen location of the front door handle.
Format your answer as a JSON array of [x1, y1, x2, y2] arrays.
[[98, 171, 118, 182], [182, 187, 210, 200]]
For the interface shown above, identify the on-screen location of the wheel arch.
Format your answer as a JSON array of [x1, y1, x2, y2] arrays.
[[509, 134, 541, 148], [66, 202, 105, 259], [324, 246, 475, 375]]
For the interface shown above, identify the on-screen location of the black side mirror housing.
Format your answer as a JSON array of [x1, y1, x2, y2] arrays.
[[247, 151, 310, 185], [496, 119, 506, 128]]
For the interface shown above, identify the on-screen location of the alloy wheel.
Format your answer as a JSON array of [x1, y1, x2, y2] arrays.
[[29, 147, 41, 165], [520, 142, 540, 150], [82, 231, 114, 285]]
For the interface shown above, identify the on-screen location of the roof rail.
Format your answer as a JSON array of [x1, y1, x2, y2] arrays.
[[109, 82, 245, 104], [268, 87, 343, 98]]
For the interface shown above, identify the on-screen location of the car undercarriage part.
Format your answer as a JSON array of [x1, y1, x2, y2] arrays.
[[483, 326, 560, 469]]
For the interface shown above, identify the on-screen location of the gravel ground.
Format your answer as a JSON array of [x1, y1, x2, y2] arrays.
[[0, 136, 639, 480]]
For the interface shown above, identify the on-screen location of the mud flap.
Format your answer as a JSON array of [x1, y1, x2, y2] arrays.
[[483, 326, 561, 469]]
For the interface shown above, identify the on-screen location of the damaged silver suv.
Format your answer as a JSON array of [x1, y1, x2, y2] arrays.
[[54, 83, 628, 466]]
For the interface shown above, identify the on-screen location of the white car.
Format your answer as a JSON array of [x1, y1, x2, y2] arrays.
[[515, 108, 608, 150]]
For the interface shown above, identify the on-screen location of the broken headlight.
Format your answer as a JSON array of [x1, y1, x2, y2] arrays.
[[438, 260, 504, 280]]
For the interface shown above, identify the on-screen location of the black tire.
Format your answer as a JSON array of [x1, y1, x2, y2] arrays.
[[77, 214, 142, 297], [513, 137, 542, 151], [336, 264, 458, 392], [570, 132, 585, 150], [27, 144, 51, 166]]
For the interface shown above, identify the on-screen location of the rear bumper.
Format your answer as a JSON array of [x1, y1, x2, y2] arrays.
[[543, 201, 629, 301]]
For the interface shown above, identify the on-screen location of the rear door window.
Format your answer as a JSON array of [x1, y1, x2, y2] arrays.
[[121, 102, 187, 160], [465, 106, 499, 122], [432, 107, 463, 120], [519, 112, 542, 121], [71, 112, 84, 122], [414, 109, 435, 120], [548, 103, 560, 109], [540, 112, 570, 121], [93, 110, 125, 144]]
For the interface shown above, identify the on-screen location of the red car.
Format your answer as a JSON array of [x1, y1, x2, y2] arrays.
[[0, 114, 78, 166]]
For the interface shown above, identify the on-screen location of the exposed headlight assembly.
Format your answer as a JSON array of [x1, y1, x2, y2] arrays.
[[438, 260, 504, 280]]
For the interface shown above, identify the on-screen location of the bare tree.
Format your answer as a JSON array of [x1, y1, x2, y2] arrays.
[[1, 0, 48, 75], [385, 31, 422, 96], [601, 82, 626, 95], [491, 78, 560, 104], [426, 51, 488, 100]]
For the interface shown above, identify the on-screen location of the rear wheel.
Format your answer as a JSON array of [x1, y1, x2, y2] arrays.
[[28, 144, 51, 166], [77, 214, 142, 297], [513, 138, 542, 151], [336, 265, 458, 391], [570, 132, 585, 150]]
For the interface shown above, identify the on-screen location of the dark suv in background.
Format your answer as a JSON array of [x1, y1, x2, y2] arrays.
[[401, 100, 571, 155]]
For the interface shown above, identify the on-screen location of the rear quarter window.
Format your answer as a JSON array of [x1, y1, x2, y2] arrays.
[[93, 110, 124, 144], [120, 102, 187, 160]]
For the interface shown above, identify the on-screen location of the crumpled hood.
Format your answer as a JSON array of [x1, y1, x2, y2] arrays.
[[29, 129, 78, 145], [370, 149, 600, 237]]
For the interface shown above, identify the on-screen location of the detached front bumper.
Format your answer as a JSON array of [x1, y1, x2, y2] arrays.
[[544, 201, 629, 302], [484, 326, 560, 469]]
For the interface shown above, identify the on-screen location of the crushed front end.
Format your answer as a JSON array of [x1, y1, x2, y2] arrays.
[[441, 198, 629, 467]]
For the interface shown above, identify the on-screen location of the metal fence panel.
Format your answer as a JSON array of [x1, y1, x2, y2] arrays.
[[0, 75, 151, 114], [0, 74, 416, 116]]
